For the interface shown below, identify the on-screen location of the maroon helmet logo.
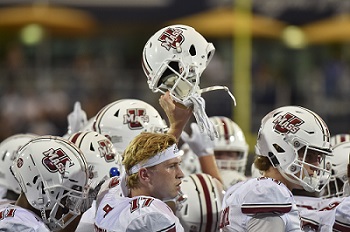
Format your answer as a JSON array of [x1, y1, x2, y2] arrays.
[[273, 112, 304, 134], [158, 28, 184, 51], [98, 139, 115, 162], [42, 148, 74, 174], [123, 108, 149, 130]]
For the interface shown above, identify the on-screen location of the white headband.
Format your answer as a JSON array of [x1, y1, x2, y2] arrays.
[[129, 144, 181, 174]]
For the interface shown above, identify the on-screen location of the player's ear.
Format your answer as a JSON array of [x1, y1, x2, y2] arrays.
[[139, 168, 150, 182]]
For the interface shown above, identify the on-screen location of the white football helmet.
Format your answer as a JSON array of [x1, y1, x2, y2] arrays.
[[142, 24, 236, 140], [176, 173, 224, 232], [91, 99, 168, 153], [0, 133, 37, 194], [210, 116, 249, 175], [142, 24, 215, 106], [68, 131, 122, 187], [322, 140, 350, 198], [255, 106, 332, 192], [330, 133, 350, 146], [11, 136, 89, 231]]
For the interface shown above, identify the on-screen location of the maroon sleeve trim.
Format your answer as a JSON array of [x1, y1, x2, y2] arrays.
[[241, 203, 292, 214]]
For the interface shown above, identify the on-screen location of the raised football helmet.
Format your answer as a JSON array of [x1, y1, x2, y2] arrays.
[[255, 106, 332, 192], [142, 24, 215, 106], [91, 99, 168, 153], [0, 133, 37, 194], [322, 140, 350, 198], [142, 24, 235, 140], [210, 116, 249, 175], [68, 131, 122, 187], [176, 173, 224, 232], [11, 136, 89, 231]]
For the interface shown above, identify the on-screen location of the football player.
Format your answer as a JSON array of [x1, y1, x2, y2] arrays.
[[220, 106, 332, 231], [0, 136, 90, 231]]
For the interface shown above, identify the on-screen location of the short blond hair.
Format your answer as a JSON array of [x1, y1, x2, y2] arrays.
[[253, 155, 272, 171], [123, 132, 177, 189]]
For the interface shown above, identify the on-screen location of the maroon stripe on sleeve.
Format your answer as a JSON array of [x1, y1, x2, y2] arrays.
[[241, 203, 292, 214]]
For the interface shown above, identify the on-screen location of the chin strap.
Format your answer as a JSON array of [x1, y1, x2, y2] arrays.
[[200, 85, 237, 106], [188, 94, 218, 140], [188, 85, 236, 141]]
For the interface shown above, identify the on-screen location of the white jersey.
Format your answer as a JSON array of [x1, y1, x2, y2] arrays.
[[76, 200, 96, 232], [0, 203, 50, 232], [220, 177, 302, 232], [0, 186, 6, 200], [297, 196, 350, 232], [334, 196, 350, 231], [298, 197, 339, 232], [94, 176, 184, 232], [294, 195, 323, 211]]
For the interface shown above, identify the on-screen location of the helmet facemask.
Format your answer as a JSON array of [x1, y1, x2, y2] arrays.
[[45, 185, 87, 231], [158, 63, 199, 106], [277, 136, 332, 192]]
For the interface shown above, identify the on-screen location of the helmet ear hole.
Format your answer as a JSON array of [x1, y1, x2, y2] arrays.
[[189, 45, 196, 56], [207, 51, 213, 60]]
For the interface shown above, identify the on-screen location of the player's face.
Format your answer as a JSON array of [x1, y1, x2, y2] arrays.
[[147, 156, 184, 200], [297, 148, 325, 178], [215, 150, 243, 160]]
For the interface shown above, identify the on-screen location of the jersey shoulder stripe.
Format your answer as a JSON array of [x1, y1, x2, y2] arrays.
[[241, 203, 292, 214]]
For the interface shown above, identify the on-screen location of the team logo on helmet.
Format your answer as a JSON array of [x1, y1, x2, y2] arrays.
[[123, 108, 149, 130], [273, 112, 304, 134], [98, 139, 116, 162], [42, 148, 74, 174], [158, 28, 184, 51]]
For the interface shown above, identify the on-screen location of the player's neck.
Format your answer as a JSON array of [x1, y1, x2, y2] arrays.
[[130, 187, 151, 198], [263, 167, 293, 190]]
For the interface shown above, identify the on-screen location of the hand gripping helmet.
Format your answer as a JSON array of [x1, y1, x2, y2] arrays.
[[322, 140, 350, 198], [11, 136, 89, 231], [176, 173, 224, 232], [91, 99, 168, 153], [142, 24, 215, 106], [68, 131, 122, 187], [0, 133, 37, 194], [209, 116, 249, 174], [255, 106, 332, 192]]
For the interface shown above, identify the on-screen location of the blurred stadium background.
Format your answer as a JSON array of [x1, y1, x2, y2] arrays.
[[1, 0, 350, 163]]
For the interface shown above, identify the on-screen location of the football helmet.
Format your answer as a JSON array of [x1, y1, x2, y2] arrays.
[[255, 106, 332, 192], [142, 24, 215, 106], [142, 24, 236, 140], [11, 136, 89, 231], [330, 133, 350, 146], [210, 116, 249, 174], [0, 133, 37, 194], [176, 173, 224, 232], [322, 140, 350, 198], [91, 99, 168, 153], [68, 131, 122, 187]]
